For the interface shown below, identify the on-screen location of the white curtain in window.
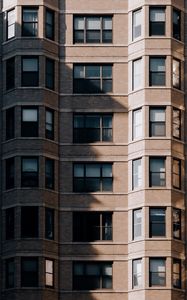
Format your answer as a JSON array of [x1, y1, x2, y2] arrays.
[[133, 109, 142, 139], [133, 59, 142, 90], [150, 109, 165, 122], [150, 9, 165, 22]]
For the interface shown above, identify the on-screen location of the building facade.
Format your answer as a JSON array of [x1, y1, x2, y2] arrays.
[[0, 0, 186, 300]]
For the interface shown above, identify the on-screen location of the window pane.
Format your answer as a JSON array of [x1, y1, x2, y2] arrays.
[[23, 58, 38, 71], [133, 9, 142, 39], [173, 108, 181, 139], [22, 109, 37, 121], [133, 259, 142, 288], [74, 17, 84, 29], [87, 18, 100, 30], [102, 164, 112, 177], [133, 159, 142, 189], [150, 108, 165, 121], [173, 59, 180, 88], [133, 59, 142, 89], [86, 66, 100, 77], [74, 164, 84, 177], [7, 9, 15, 39], [103, 18, 112, 30], [22, 158, 38, 172], [102, 66, 112, 77], [150, 58, 165, 72], [86, 164, 100, 177], [133, 209, 142, 239], [150, 8, 165, 22], [133, 109, 142, 139], [173, 208, 181, 239]]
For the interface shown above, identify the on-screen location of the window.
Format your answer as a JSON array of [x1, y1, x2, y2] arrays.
[[173, 208, 181, 239], [45, 109, 54, 140], [173, 9, 181, 40], [173, 259, 181, 289], [149, 157, 166, 187], [21, 257, 38, 287], [73, 114, 112, 143], [132, 158, 142, 189], [21, 157, 39, 187], [6, 208, 14, 240], [149, 208, 166, 237], [45, 259, 54, 287], [149, 57, 166, 86], [73, 212, 112, 241], [74, 16, 112, 43], [6, 57, 15, 90], [6, 258, 15, 288], [21, 206, 38, 238], [21, 107, 38, 137], [173, 108, 181, 139], [6, 108, 15, 140], [133, 209, 142, 239], [7, 9, 15, 40], [22, 7, 38, 36], [132, 259, 142, 288], [6, 157, 14, 190], [22, 57, 39, 87], [172, 158, 181, 189], [45, 9, 54, 40], [149, 107, 166, 137], [46, 58, 55, 90], [73, 64, 112, 94], [73, 163, 113, 192], [133, 9, 142, 40], [133, 108, 142, 140], [73, 262, 112, 290], [45, 208, 54, 240], [149, 258, 166, 286], [149, 7, 165, 36], [133, 58, 142, 90], [45, 158, 54, 189], [173, 59, 181, 89]]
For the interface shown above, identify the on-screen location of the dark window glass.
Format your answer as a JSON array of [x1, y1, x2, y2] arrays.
[[6, 157, 14, 189], [73, 114, 112, 143], [173, 9, 181, 40], [45, 9, 54, 40], [173, 108, 181, 139], [149, 258, 166, 286], [6, 258, 15, 288], [45, 158, 54, 189], [73, 262, 112, 290], [21, 257, 38, 287], [21, 107, 38, 137], [45, 109, 54, 140], [7, 9, 15, 40], [22, 7, 38, 36], [6, 208, 14, 240], [21, 206, 38, 238], [6, 57, 15, 90], [149, 157, 166, 187], [173, 259, 181, 289], [22, 57, 39, 87], [149, 57, 166, 86], [73, 212, 112, 241], [173, 159, 181, 189], [45, 259, 54, 287], [149, 7, 165, 36], [149, 208, 166, 237], [74, 16, 112, 44], [45, 208, 54, 240], [46, 58, 55, 90], [149, 107, 166, 137], [6, 108, 15, 140], [21, 157, 39, 187], [73, 64, 112, 94], [173, 208, 181, 239], [173, 59, 181, 89], [74, 163, 113, 192]]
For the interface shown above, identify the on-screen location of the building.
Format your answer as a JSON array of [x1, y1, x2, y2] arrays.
[[0, 0, 186, 300]]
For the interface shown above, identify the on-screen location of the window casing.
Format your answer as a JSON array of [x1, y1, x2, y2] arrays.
[[6, 57, 15, 90], [132, 158, 142, 189], [73, 163, 113, 192], [45, 109, 54, 140], [45, 259, 54, 287], [45, 9, 54, 40], [173, 108, 181, 139], [149, 157, 166, 187], [133, 209, 142, 239], [173, 59, 181, 89], [74, 16, 112, 43], [21, 257, 38, 287], [6, 258, 15, 289], [149, 57, 166, 86], [173, 9, 181, 40], [6, 208, 14, 240], [133, 58, 142, 90], [45, 158, 54, 189], [7, 9, 15, 40], [45, 208, 54, 240], [149, 107, 166, 137], [22, 7, 38, 36], [132, 259, 142, 288], [6, 157, 14, 190], [133, 108, 142, 140], [172, 158, 181, 189], [73, 262, 112, 290], [73, 212, 112, 242], [73, 64, 112, 94], [21, 107, 38, 137], [22, 57, 39, 87], [132, 9, 142, 40], [173, 259, 181, 289], [21, 206, 38, 238], [149, 258, 166, 286], [173, 208, 181, 239], [149, 208, 166, 237], [6, 107, 15, 140], [21, 157, 39, 187], [46, 58, 55, 90], [149, 7, 165, 36], [73, 114, 112, 143]]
